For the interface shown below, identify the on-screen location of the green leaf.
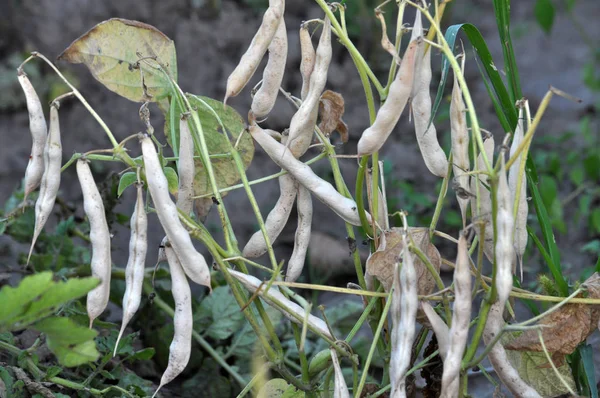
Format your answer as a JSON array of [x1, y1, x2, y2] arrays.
[[0, 366, 14, 398], [127, 347, 156, 361], [15, 277, 99, 327], [58, 18, 177, 103], [166, 95, 254, 198], [34, 317, 100, 367], [579, 344, 598, 398], [163, 166, 179, 195], [534, 0, 555, 34], [117, 172, 137, 197], [493, 0, 522, 102], [44, 366, 62, 380], [196, 286, 244, 340], [0, 272, 54, 327], [583, 154, 600, 181], [257, 379, 302, 398], [590, 208, 600, 235], [569, 166, 585, 186], [504, 334, 576, 397], [539, 177, 558, 209]]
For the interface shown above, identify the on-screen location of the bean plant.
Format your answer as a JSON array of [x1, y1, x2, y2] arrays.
[[1, 1, 598, 397]]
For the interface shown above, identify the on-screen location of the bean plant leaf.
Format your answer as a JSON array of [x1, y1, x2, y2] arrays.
[[34, 317, 100, 367], [165, 94, 254, 199], [504, 332, 576, 397], [58, 18, 177, 103], [117, 172, 137, 197], [163, 166, 179, 195], [257, 379, 302, 398], [506, 273, 600, 363], [366, 227, 441, 293], [318, 90, 348, 143], [195, 286, 244, 340]]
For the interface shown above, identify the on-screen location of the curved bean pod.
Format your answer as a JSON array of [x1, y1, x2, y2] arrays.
[[450, 68, 470, 227], [285, 185, 312, 282], [288, 18, 331, 158], [250, 120, 369, 226], [77, 159, 111, 327], [140, 135, 211, 289], [229, 270, 333, 339], [27, 104, 61, 265], [224, 0, 284, 103], [251, 17, 288, 119], [115, 183, 148, 355], [357, 37, 420, 156], [420, 301, 449, 359], [18, 71, 48, 201], [177, 117, 195, 215], [508, 107, 528, 278], [152, 244, 193, 398], [242, 174, 297, 258], [440, 233, 471, 397]]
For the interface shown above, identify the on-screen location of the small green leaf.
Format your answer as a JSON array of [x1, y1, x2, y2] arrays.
[[539, 177, 558, 209], [590, 208, 600, 235], [257, 379, 302, 398], [34, 317, 100, 367], [534, 0, 555, 34], [44, 366, 62, 379], [127, 347, 156, 361], [100, 370, 116, 380], [0, 366, 14, 397], [569, 166, 585, 186], [583, 154, 600, 181], [163, 167, 179, 195], [117, 172, 137, 197], [58, 19, 177, 103]]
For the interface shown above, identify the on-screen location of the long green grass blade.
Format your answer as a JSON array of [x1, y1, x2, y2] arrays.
[[492, 0, 523, 102], [579, 344, 598, 398]]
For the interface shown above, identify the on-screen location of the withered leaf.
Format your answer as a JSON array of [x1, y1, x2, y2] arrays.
[[366, 227, 441, 294], [318, 90, 348, 143], [505, 273, 600, 363]]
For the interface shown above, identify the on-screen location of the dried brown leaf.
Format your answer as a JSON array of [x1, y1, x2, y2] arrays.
[[318, 90, 348, 143], [505, 273, 600, 362], [366, 227, 441, 294]]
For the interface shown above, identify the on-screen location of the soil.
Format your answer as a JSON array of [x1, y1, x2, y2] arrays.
[[1, 0, 598, 396]]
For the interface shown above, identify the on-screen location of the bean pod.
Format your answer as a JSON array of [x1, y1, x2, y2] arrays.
[[285, 185, 313, 282], [495, 158, 515, 304], [77, 159, 111, 327], [115, 182, 148, 356], [299, 23, 316, 101], [450, 66, 470, 227], [224, 0, 285, 103], [330, 348, 350, 398], [27, 103, 62, 265], [140, 135, 211, 289], [18, 70, 48, 201], [470, 132, 495, 262], [251, 16, 288, 119], [152, 244, 193, 398], [177, 117, 195, 215], [250, 120, 368, 226]]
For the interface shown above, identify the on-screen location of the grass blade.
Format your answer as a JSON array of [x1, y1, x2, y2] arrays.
[[579, 344, 598, 398]]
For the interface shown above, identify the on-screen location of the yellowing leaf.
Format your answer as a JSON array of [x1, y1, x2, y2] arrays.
[[366, 227, 441, 294], [59, 18, 177, 103], [504, 332, 576, 397]]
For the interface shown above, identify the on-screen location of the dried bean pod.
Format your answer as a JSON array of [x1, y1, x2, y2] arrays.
[[152, 244, 193, 397], [288, 19, 331, 158], [251, 17, 288, 118], [420, 302, 449, 359], [115, 183, 148, 356], [77, 159, 111, 327], [250, 121, 369, 226], [509, 108, 528, 278], [440, 233, 471, 398], [27, 104, 61, 265], [495, 158, 515, 304], [18, 70, 48, 200], [470, 133, 495, 262], [357, 38, 420, 156], [177, 117, 195, 215], [140, 135, 211, 288], [410, 12, 448, 177], [299, 23, 316, 101], [224, 0, 285, 103], [390, 243, 418, 397], [285, 185, 313, 282], [450, 68, 470, 227], [243, 174, 297, 258], [330, 348, 350, 398], [229, 270, 333, 339]]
